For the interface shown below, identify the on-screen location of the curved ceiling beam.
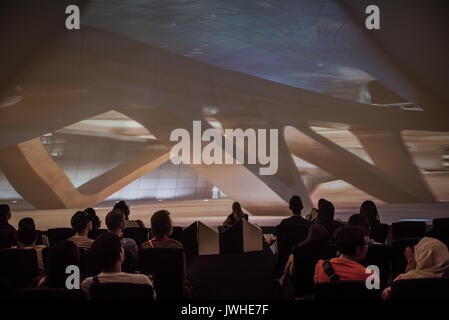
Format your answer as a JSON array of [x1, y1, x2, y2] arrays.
[[284, 125, 435, 203], [0, 137, 169, 209]]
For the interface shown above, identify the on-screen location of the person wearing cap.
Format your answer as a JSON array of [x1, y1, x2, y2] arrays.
[[68, 211, 94, 251]]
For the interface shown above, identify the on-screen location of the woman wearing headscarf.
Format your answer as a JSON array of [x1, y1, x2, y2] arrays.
[[382, 237, 449, 299]]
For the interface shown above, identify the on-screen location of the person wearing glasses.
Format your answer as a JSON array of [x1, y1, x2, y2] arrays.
[[314, 226, 376, 283]]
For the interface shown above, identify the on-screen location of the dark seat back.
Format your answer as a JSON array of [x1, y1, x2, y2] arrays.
[[359, 244, 392, 285], [47, 228, 75, 246], [123, 227, 148, 248], [0, 279, 14, 299], [314, 280, 381, 300], [36, 230, 44, 245], [391, 238, 421, 279], [276, 224, 309, 270], [392, 221, 426, 240], [88, 229, 108, 240], [219, 221, 243, 254], [322, 221, 344, 242], [188, 249, 277, 300], [390, 278, 449, 300], [14, 288, 86, 300], [79, 248, 100, 279], [181, 222, 199, 264], [293, 243, 336, 297], [0, 248, 38, 288], [41, 246, 49, 272], [170, 226, 184, 242], [370, 223, 389, 244], [139, 248, 184, 300], [89, 282, 154, 300], [432, 218, 449, 241]]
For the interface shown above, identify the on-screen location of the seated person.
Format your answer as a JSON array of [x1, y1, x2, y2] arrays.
[[15, 225, 46, 272], [37, 240, 80, 288], [141, 210, 192, 296], [68, 211, 94, 251], [114, 200, 145, 228], [105, 209, 139, 273], [382, 237, 449, 299], [314, 226, 376, 283], [269, 195, 311, 245], [279, 224, 330, 286], [359, 200, 386, 243], [0, 204, 17, 248], [347, 213, 379, 245], [222, 202, 249, 227], [18, 217, 46, 245], [81, 232, 154, 299], [317, 199, 342, 239], [85, 207, 102, 239], [142, 210, 182, 249]]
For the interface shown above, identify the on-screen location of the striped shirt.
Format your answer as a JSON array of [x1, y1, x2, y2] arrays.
[[68, 235, 94, 251]]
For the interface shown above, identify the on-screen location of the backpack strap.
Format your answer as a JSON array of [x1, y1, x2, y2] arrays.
[[322, 259, 340, 282]]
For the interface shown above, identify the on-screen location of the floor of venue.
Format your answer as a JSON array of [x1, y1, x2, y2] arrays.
[[8, 199, 449, 231]]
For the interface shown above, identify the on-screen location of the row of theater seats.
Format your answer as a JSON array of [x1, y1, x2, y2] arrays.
[[0, 247, 184, 299], [2, 219, 449, 300], [314, 278, 449, 300], [276, 220, 449, 275], [289, 238, 430, 297]]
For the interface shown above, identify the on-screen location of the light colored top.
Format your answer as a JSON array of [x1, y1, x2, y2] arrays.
[[81, 272, 154, 299], [397, 237, 449, 280]]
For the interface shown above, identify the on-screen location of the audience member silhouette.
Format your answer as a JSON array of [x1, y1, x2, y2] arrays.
[[113, 200, 145, 228], [279, 196, 311, 226], [268, 196, 311, 245], [68, 211, 94, 251], [18, 217, 35, 229], [223, 202, 249, 227], [360, 200, 388, 240], [141, 210, 192, 296], [279, 224, 330, 285], [0, 204, 16, 248], [314, 226, 376, 283], [359, 200, 381, 228], [347, 213, 379, 245], [18, 217, 46, 246], [382, 237, 449, 299], [85, 207, 102, 240], [81, 232, 154, 299], [37, 240, 80, 288], [317, 199, 342, 239], [105, 209, 139, 273], [142, 210, 182, 249], [15, 225, 46, 272]]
